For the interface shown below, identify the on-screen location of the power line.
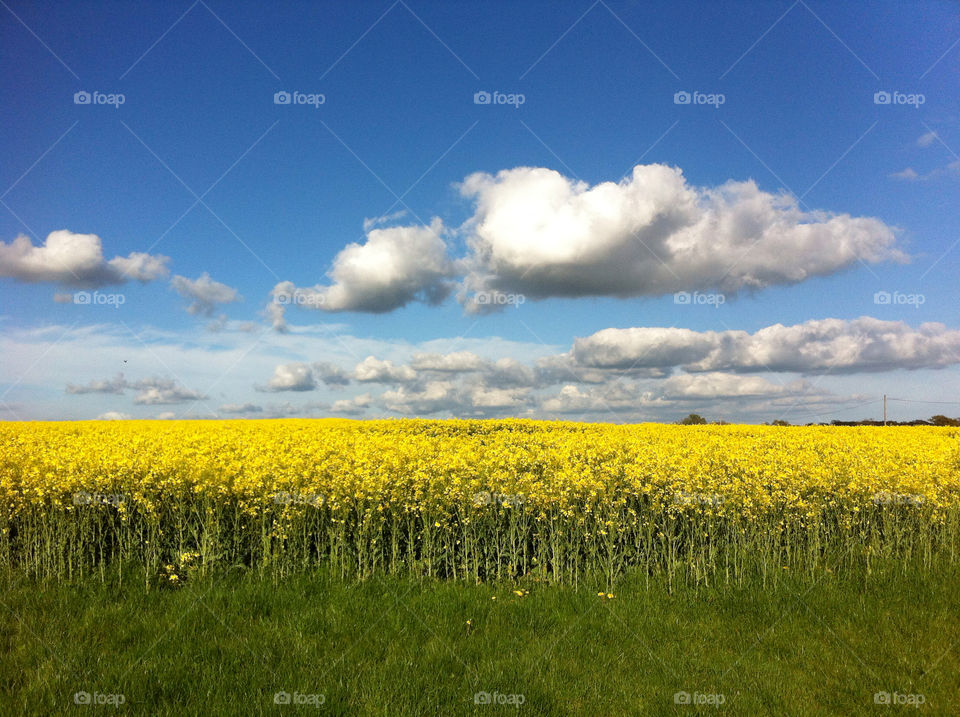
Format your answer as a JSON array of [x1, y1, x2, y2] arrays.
[[827, 398, 882, 413], [886, 397, 960, 405]]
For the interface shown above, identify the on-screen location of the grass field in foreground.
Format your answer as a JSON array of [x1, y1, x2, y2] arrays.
[[2, 560, 957, 716]]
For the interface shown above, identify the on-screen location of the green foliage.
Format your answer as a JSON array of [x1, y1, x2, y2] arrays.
[[2, 561, 957, 715]]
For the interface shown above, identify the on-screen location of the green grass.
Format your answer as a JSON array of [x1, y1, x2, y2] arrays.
[[1, 560, 957, 715]]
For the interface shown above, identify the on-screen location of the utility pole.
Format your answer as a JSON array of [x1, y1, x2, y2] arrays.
[[883, 394, 887, 426]]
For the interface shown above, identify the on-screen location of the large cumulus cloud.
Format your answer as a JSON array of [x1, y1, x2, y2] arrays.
[[458, 165, 903, 312], [266, 164, 904, 324], [0, 230, 169, 288]]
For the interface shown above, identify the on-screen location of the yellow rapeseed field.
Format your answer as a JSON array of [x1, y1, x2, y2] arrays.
[[2, 419, 958, 584]]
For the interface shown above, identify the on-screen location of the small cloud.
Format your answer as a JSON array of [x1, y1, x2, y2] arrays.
[[261, 362, 316, 392], [352, 356, 417, 383], [219, 403, 263, 414], [66, 373, 128, 394], [362, 209, 408, 232], [67, 374, 207, 404], [96, 411, 131, 420], [889, 167, 919, 181], [331, 393, 373, 414], [132, 383, 207, 405], [917, 131, 938, 148], [890, 162, 960, 182], [264, 299, 288, 333], [170, 273, 241, 316]]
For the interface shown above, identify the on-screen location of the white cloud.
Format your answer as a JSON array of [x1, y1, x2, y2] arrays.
[[66, 373, 129, 394], [534, 354, 626, 385], [485, 357, 537, 388], [265, 164, 904, 318], [219, 403, 263, 414], [330, 393, 373, 414], [96, 411, 132, 420], [572, 327, 720, 369], [10, 317, 959, 423], [917, 131, 938, 148], [204, 315, 257, 333], [265, 299, 288, 333], [313, 362, 351, 387], [469, 385, 531, 409], [410, 350, 488, 372], [67, 373, 207, 404], [572, 318, 960, 374], [409, 352, 538, 388], [258, 361, 352, 392], [362, 209, 408, 232], [262, 362, 316, 392], [889, 168, 920, 181], [540, 385, 593, 413], [458, 164, 903, 311], [541, 383, 658, 414], [352, 356, 417, 383], [269, 219, 454, 326], [170, 273, 241, 316], [109, 252, 170, 282], [0, 230, 169, 288], [659, 373, 806, 400], [381, 380, 458, 414], [131, 378, 207, 405], [889, 161, 960, 182]]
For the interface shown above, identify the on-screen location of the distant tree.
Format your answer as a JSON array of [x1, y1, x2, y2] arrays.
[[930, 415, 960, 427], [770, 419, 790, 426], [678, 413, 707, 425]]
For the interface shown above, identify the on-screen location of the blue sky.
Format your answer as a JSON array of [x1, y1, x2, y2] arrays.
[[1, 0, 958, 422]]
